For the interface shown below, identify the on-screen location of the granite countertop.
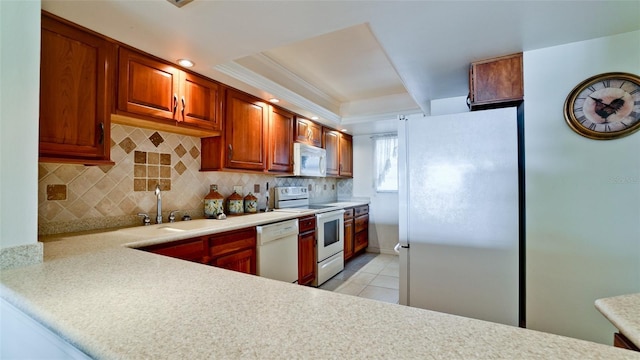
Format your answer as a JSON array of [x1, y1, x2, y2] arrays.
[[596, 293, 640, 348], [1, 209, 638, 359]]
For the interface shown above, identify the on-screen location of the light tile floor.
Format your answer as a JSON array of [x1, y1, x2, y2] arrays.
[[319, 253, 399, 304]]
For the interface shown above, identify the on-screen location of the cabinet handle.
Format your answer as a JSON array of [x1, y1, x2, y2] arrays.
[[173, 94, 178, 114], [228, 144, 233, 160], [181, 96, 186, 119], [98, 122, 104, 145]]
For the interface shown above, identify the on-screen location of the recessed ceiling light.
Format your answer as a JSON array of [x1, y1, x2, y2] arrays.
[[341, 129, 348, 132], [311, 116, 319, 120], [269, 98, 280, 103], [177, 59, 194, 68]]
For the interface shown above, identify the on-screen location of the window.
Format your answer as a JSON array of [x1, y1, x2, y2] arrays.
[[373, 134, 398, 192]]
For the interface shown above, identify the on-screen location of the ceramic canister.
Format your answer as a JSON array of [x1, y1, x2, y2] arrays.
[[227, 191, 244, 215], [244, 192, 258, 213], [204, 185, 224, 218]]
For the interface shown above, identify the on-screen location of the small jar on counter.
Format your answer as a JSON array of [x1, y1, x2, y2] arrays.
[[227, 191, 244, 215], [204, 184, 224, 219], [244, 192, 258, 213]]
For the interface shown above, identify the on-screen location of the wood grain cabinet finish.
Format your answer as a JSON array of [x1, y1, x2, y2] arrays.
[[298, 215, 316, 286], [468, 52, 523, 110], [138, 237, 207, 264], [208, 227, 257, 275], [267, 106, 294, 173], [323, 128, 353, 178], [224, 89, 269, 171], [343, 208, 355, 261], [117, 47, 221, 132], [295, 117, 322, 147], [39, 12, 116, 164], [354, 205, 369, 254], [614, 332, 640, 352], [137, 227, 257, 275]]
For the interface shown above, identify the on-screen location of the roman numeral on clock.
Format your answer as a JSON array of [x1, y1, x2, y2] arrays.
[[587, 85, 597, 92], [630, 88, 640, 95], [577, 116, 588, 124], [588, 123, 597, 130], [602, 80, 610, 87]]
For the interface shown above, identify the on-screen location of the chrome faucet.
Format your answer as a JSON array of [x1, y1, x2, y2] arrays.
[[155, 184, 162, 224]]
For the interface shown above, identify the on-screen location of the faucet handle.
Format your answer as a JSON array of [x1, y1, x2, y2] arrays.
[[168, 210, 179, 223], [137, 213, 151, 226]]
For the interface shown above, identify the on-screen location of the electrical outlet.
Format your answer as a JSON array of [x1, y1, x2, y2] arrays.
[[323, 184, 327, 190], [254, 184, 260, 193], [332, 184, 335, 190], [233, 185, 243, 194], [308, 184, 312, 191]]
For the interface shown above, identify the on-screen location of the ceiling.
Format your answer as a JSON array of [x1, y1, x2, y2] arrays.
[[42, 0, 640, 136]]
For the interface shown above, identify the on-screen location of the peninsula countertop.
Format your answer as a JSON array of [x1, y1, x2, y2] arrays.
[[1, 210, 637, 359], [596, 293, 640, 349]]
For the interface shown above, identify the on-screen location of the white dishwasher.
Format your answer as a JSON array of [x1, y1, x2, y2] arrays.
[[256, 219, 299, 283]]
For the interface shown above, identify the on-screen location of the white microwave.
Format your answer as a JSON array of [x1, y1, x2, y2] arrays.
[[293, 143, 326, 177]]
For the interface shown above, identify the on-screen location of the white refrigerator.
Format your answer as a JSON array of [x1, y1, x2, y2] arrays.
[[398, 107, 522, 327]]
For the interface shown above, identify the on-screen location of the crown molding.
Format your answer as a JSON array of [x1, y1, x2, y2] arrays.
[[252, 53, 340, 109], [214, 62, 342, 124]]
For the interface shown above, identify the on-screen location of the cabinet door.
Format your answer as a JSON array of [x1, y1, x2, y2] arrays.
[[209, 227, 256, 274], [180, 72, 221, 131], [344, 218, 355, 261], [225, 90, 268, 171], [339, 133, 353, 177], [323, 129, 340, 176], [298, 231, 316, 285], [267, 106, 294, 173], [212, 248, 256, 275], [295, 117, 322, 147], [39, 13, 115, 164], [118, 47, 180, 122], [469, 53, 523, 109]]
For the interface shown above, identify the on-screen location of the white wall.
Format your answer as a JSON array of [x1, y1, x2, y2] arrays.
[[352, 134, 399, 254], [524, 30, 640, 344], [0, 1, 40, 249]]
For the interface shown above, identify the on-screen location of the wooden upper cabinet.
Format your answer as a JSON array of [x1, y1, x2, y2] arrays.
[[323, 128, 340, 176], [179, 72, 221, 131], [268, 106, 294, 173], [117, 47, 221, 132], [224, 89, 268, 171], [468, 52, 523, 110], [323, 128, 352, 178], [339, 133, 353, 177], [295, 117, 322, 147], [39, 12, 115, 164]]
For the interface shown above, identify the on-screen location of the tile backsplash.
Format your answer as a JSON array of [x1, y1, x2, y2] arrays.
[[38, 124, 344, 236]]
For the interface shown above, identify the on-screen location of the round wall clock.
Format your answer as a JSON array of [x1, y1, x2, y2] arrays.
[[564, 72, 640, 140]]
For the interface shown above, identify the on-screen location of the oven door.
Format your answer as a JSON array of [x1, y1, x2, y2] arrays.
[[315, 209, 345, 261]]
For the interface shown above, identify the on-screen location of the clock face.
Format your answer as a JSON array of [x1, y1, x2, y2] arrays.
[[564, 72, 640, 139]]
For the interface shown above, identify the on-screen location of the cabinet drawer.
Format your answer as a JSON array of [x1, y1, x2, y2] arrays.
[[139, 238, 206, 263], [209, 228, 256, 258], [354, 205, 368, 216], [299, 216, 316, 233], [343, 208, 354, 220], [355, 214, 369, 233]]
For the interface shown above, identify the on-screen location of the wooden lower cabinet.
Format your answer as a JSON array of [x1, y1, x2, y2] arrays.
[[343, 208, 355, 261], [210, 248, 255, 274], [208, 227, 257, 275], [137, 227, 256, 275], [344, 205, 369, 260], [354, 206, 369, 254], [614, 332, 640, 352], [138, 237, 207, 264], [298, 215, 316, 286]]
